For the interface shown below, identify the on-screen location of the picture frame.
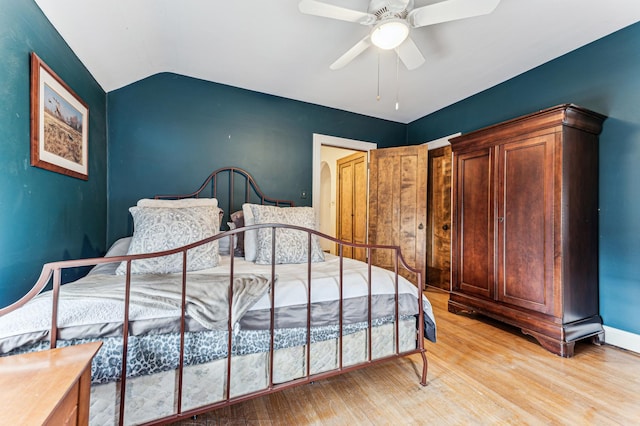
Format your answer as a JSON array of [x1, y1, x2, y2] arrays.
[[30, 52, 89, 180]]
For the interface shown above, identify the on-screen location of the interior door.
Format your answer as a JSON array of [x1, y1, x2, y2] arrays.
[[368, 145, 428, 287], [427, 146, 452, 290], [337, 151, 367, 261]]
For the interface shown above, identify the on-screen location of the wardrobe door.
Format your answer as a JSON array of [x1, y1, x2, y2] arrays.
[[368, 145, 428, 286], [452, 147, 494, 299], [496, 134, 555, 314]]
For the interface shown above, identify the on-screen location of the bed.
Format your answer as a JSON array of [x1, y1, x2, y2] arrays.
[[0, 167, 436, 425]]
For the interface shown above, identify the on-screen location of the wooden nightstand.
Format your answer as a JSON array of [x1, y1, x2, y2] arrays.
[[0, 341, 102, 425]]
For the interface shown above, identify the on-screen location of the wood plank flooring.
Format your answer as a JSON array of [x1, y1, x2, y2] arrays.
[[173, 289, 640, 425]]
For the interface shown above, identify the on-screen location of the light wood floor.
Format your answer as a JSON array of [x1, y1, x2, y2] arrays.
[[174, 289, 640, 425]]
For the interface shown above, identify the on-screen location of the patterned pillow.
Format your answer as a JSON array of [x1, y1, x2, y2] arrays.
[[249, 205, 325, 264], [115, 205, 220, 275]]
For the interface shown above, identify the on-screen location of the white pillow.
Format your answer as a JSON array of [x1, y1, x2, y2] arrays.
[[242, 203, 258, 261], [88, 237, 132, 276], [218, 233, 237, 255], [115, 205, 220, 275], [249, 205, 324, 264], [137, 198, 218, 208], [105, 236, 132, 257]]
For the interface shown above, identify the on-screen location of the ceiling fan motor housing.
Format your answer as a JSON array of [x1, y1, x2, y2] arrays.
[[368, 0, 413, 22]]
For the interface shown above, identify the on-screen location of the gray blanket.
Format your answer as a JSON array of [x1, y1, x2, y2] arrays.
[[57, 273, 273, 330], [0, 273, 272, 353]]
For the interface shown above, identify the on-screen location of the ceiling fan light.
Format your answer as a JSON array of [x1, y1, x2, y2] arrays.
[[370, 20, 409, 50]]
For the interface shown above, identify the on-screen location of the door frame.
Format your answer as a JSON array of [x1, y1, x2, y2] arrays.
[[423, 133, 460, 292], [423, 133, 460, 150], [312, 134, 377, 229]]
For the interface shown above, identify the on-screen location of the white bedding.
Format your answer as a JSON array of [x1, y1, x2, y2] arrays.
[[0, 250, 435, 354], [215, 253, 430, 310], [94, 236, 431, 315]]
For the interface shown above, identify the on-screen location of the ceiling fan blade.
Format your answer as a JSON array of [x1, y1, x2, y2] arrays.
[[299, 0, 376, 25], [330, 36, 372, 70], [395, 37, 425, 70], [408, 0, 500, 28]]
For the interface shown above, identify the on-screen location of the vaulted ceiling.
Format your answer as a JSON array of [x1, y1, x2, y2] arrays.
[[35, 0, 640, 123]]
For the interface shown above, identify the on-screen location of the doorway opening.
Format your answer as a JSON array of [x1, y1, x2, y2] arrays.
[[312, 134, 377, 255], [424, 133, 459, 292]]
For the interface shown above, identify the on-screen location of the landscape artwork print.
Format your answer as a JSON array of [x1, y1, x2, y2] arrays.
[[30, 53, 89, 180]]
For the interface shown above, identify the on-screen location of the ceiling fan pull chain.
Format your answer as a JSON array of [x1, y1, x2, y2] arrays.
[[376, 50, 381, 101], [395, 52, 400, 110]]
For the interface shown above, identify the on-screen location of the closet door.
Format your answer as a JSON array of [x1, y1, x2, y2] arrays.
[[451, 147, 494, 299], [496, 135, 555, 314], [337, 151, 367, 261], [368, 145, 427, 286]]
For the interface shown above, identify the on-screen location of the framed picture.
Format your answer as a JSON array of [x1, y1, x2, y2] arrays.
[[30, 52, 89, 180]]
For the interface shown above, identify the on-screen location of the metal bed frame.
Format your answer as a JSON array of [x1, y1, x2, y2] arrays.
[[0, 167, 429, 425]]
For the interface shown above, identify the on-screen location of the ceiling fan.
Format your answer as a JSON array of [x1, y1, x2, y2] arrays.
[[299, 0, 501, 70]]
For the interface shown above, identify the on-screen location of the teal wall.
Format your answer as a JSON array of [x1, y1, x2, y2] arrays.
[[0, 0, 107, 308], [106, 73, 406, 244], [408, 22, 640, 336], [2, 0, 638, 339]]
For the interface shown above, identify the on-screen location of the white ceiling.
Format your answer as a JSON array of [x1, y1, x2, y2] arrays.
[[34, 0, 640, 124]]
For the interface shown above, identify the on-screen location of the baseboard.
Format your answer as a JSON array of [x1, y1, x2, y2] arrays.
[[603, 325, 640, 354]]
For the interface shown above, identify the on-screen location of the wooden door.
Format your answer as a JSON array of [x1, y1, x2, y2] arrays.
[[451, 147, 494, 299], [496, 135, 555, 314], [368, 145, 427, 287], [337, 151, 368, 261], [427, 146, 452, 290]]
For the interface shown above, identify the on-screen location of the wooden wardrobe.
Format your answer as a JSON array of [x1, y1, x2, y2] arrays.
[[448, 104, 606, 357]]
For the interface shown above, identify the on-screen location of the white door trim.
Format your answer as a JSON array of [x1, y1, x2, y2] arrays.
[[422, 132, 461, 150]]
